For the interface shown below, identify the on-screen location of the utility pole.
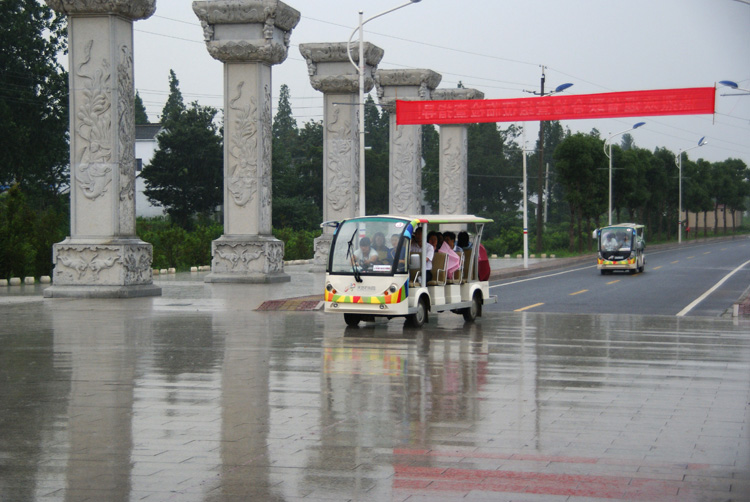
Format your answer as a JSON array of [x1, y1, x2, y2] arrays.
[[524, 67, 572, 253], [536, 67, 546, 254]]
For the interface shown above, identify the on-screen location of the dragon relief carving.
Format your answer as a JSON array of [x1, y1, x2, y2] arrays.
[[75, 40, 113, 200], [227, 81, 258, 207], [326, 106, 354, 212], [57, 251, 120, 281], [391, 127, 420, 214], [440, 137, 466, 214], [214, 246, 264, 271]]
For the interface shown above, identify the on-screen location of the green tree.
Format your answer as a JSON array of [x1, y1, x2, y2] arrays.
[[0, 0, 69, 202], [650, 148, 677, 240], [135, 90, 149, 125], [0, 185, 36, 279], [141, 77, 223, 229], [272, 84, 297, 143], [620, 147, 652, 222], [466, 122, 522, 238], [364, 95, 390, 215], [271, 85, 323, 229], [554, 132, 607, 251], [421, 124, 440, 211], [160, 69, 185, 125], [711, 158, 749, 234]]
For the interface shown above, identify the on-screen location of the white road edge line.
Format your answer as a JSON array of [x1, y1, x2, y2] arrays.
[[490, 266, 594, 288], [676, 259, 750, 317]]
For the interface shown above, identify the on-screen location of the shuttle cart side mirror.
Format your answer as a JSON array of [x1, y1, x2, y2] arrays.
[[592, 229, 600, 239], [409, 254, 421, 270], [320, 220, 340, 230]]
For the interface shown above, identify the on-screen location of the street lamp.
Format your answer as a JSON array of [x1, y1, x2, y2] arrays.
[[523, 66, 573, 252], [603, 121, 646, 225], [677, 136, 707, 243], [719, 80, 750, 96], [347, 0, 422, 217]]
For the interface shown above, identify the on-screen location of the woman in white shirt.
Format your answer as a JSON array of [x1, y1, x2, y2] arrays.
[[411, 227, 434, 283]]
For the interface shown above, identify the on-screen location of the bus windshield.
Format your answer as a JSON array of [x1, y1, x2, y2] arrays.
[[599, 227, 635, 255], [329, 217, 410, 275]]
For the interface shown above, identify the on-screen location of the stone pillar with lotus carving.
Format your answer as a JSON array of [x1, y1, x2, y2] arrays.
[[43, 0, 161, 298], [432, 88, 484, 230], [375, 69, 441, 215], [193, 0, 300, 283], [298, 42, 384, 268]]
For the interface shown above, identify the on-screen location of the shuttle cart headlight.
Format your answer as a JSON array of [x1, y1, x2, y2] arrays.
[[326, 282, 334, 292], [388, 284, 398, 294]]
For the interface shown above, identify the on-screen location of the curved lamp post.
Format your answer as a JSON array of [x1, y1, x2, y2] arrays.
[[719, 80, 750, 96], [677, 136, 707, 243], [603, 122, 646, 225], [347, 0, 422, 217], [523, 67, 573, 252]]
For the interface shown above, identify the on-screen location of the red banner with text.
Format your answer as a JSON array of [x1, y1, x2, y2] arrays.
[[396, 87, 716, 125]]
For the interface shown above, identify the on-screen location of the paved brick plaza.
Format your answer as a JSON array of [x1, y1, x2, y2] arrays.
[[1, 266, 748, 501]]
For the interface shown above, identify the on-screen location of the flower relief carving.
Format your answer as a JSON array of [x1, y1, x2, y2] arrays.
[[262, 6, 275, 44], [227, 81, 258, 207], [261, 85, 272, 209], [117, 45, 135, 202], [326, 106, 353, 213], [123, 246, 152, 283], [266, 243, 284, 273], [200, 20, 214, 43], [75, 40, 113, 200]]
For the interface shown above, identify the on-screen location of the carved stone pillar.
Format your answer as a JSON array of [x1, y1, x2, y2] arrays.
[[375, 69, 441, 215], [44, 0, 161, 298], [193, 0, 300, 283], [432, 88, 484, 229], [298, 42, 384, 268]]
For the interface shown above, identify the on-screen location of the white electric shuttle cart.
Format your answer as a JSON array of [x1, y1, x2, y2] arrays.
[[323, 215, 497, 327], [595, 223, 646, 274]]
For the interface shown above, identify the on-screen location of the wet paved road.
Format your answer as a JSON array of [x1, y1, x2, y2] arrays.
[[1, 268, 749, 501], [488, 238, 750, 317]]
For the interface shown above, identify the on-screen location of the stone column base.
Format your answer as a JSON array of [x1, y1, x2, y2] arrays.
[[205, 235, 290, 283], [44, 238, 161, 298], [310, 234, 332, 272]]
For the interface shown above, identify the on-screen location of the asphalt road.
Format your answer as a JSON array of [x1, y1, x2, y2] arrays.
[[487, 236, 750, 317]]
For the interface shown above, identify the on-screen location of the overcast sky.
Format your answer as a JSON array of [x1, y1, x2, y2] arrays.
[[131, 0, 750, 166]]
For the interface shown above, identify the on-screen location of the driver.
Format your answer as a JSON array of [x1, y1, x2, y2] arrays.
[[603, 232, 618, 251], [353, 236, 379, 268]]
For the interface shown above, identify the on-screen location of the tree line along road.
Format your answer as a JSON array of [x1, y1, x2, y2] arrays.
[[487, 237, 750, 317]]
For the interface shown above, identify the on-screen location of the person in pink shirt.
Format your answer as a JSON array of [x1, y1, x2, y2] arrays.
[[439, 231, 461, 280]]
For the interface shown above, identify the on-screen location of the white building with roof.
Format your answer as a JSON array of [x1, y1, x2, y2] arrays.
[[135, 124, 167, 218]]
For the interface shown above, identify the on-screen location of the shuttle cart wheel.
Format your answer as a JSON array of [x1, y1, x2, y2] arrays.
[[344, 314, 361, 327], [407, 296, 428, 328], [462, 291, 482, 322]]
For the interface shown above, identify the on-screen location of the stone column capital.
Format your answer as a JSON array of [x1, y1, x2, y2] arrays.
[[192, 0, 300, 64], [299, 42, 384, 94], [44, 0, 156, 19], [432, 88, 485, 101], [375, 68, 442, 110]]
